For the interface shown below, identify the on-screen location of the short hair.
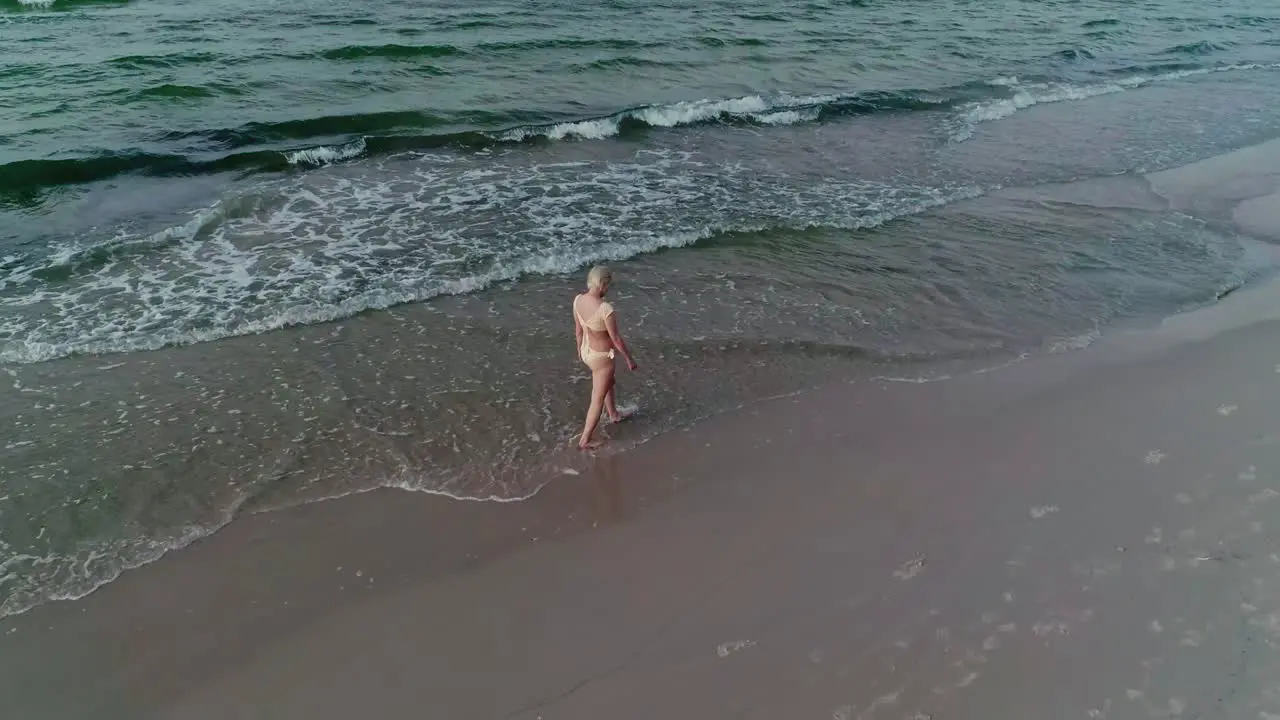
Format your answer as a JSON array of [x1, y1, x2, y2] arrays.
[[586, 265, 612, 290]]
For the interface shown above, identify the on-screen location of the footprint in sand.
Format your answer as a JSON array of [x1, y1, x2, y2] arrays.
[[1029, 505, 1059, 519], [1249, 488, 1279, 504], [953, 672, 980, 688], [894, 557, 925, 580], [716, 639, 755, 658], [1179, 629, 1203, 647], [1032, 620, 1069, 637]]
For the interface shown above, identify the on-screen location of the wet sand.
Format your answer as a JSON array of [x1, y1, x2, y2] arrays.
[[1149, 137, 1280, 243], [5, 271, 1280, 718]]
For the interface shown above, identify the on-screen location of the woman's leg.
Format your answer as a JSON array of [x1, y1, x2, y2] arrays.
[[605, 383, 634, 423], [604, 355, 634, 423], [579, 363, 614, 448], [605, 383, 619, 421]]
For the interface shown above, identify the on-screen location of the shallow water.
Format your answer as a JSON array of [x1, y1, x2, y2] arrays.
[[2, 0, 1280, 616]]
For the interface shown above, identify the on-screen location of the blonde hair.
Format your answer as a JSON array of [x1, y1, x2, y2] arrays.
[[586, 265, 612, 291]]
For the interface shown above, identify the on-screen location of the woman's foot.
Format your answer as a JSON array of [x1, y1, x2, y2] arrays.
[[577, 437, 603, 451], [607, 408, 635, 424]]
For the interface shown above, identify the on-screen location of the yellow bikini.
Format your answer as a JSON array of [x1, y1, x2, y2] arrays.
[[575, 297, 615, 368]]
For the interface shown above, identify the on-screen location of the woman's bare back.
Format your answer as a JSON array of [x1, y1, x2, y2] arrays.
[[574, 293, 614, 353]]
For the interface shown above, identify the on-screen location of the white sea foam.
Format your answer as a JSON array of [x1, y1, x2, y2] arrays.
[[501, 116, 626, 142], [952, 63, 1278, 141], [755, 107, 822, 125], [284, 136, 368, 165], [633, 95, 772, 126], [1048, 328, 1100, 354], [17, 0, 57, 8], [0, 150, 983, 363], [501, 93, 836, 141], [543, 117, 619, 140]]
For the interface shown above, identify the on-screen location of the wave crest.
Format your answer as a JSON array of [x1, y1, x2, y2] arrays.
[[1162, 40, 1231, 56], [284, 137, 368, 166], [950, 62, 1277, 142], [319, 43, 464, 61]]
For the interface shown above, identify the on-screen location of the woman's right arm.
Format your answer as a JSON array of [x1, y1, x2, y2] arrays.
[[605, 314, 637, 370]]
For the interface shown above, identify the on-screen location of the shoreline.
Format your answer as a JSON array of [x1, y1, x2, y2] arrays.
[[2, 136, 1280, 622], [2, 138, 1280, 718], [5, 272, 1280, 717]]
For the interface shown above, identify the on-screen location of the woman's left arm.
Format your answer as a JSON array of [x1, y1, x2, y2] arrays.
[[605, 313, 637, 371]]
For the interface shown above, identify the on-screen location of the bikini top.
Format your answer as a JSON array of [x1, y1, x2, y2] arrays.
[[575, 297, 615, 332]]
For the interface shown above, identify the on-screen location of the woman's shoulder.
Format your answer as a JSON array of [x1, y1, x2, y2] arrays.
[[573, 294, 613, 316]]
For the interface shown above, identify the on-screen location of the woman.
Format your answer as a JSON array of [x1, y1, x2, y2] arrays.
[[572, 265, 638, 449]]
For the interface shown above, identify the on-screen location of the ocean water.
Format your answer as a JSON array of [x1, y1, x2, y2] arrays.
[[2, 0, 1280, 616]]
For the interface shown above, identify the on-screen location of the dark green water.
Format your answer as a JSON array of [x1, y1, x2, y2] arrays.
[[2, 0, 1280, 617], [4, 0, 1280, 199]]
